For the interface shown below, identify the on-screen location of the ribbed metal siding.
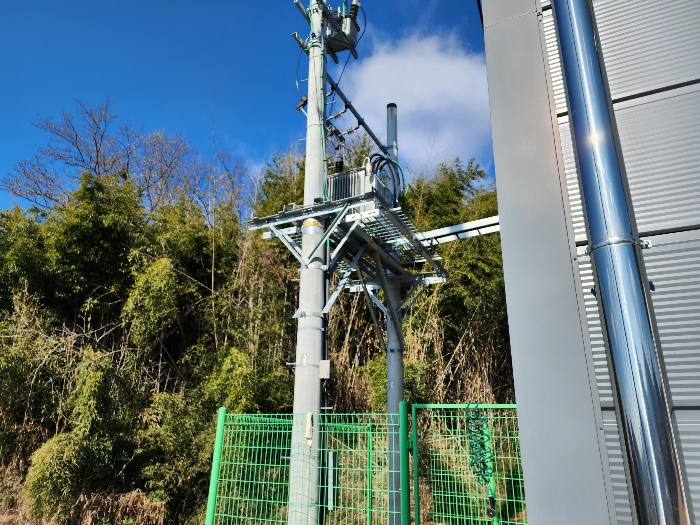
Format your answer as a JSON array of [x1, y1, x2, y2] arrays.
[[592, 0, 700, 100], [602, 408, 635, 525], [578, 256, 612, 404], [643, 232, 700, 408], [539, 2, 700, 522], [616, 88, 700, 234], [558, 117, 586, 240], [577, 233, 700, 408], [543, 8, 588, 241], [577, 232, 700, 522], [542, 9, 567, 115], [676, 411, 700, 521]]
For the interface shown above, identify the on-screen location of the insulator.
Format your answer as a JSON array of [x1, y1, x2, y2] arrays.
[[349, 0, 360, 23]]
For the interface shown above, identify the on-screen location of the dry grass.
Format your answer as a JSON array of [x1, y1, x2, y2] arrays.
[[0, 476, 164, 525], [75, 490, 165, 525]]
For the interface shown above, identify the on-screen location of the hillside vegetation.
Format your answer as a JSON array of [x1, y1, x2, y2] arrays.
[[0, 101, 511, 524]]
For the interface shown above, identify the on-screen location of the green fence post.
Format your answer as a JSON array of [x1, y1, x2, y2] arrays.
[[484, 415, 499, 525], [399, 401, 410, 525], [205, 407, 227, 525], [412, 405, 420, 525], [367, 423, 373, 525]]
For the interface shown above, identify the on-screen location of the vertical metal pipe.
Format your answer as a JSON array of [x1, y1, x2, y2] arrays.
[[385, 103, 402, 415], [385, 103, 404, 525], [553, 1, 688, 524], [387, 103, 399, 198], [288, 2, 328, 524], [387, 104, 398, 159]]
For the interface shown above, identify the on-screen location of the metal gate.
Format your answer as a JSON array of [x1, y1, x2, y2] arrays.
[[411, 404, 526, 525]]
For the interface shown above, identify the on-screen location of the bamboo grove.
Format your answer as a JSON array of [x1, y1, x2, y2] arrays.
[[0, 101, 512, 524]]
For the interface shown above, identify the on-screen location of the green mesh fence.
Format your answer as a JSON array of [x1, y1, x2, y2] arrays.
[[205, 404, 525, 525], [412, 404, 526, 525], [206, 411, 401, 525]]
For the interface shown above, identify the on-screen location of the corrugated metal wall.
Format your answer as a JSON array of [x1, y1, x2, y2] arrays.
[[592, 0, 700, 100], [616, 90, 700, 234], [541, 1, 700, 523]]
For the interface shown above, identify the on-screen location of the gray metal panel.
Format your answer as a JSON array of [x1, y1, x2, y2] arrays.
[[592, 0, 700, 99], [602, 408, 635, 525], [675, 410, 700, 521], [616, 88, 700, 234], [484, 3, 611, 523], [482, 0, 536, 28]]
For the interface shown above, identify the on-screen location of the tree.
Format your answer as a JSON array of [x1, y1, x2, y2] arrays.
[[0, 101, 513, 525]]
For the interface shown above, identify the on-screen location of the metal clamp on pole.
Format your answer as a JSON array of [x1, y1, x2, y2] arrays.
[[585, 235, 653, 254]]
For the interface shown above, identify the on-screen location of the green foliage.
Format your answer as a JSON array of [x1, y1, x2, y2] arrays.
[[200, 347, 256, 414], [0, 294, 59, 461], [0, 104, 511, 525], [0, 208, 49, 311], [69, 348, 113, 437], [45, 172, 143, 309], [123, 258, 179, 351], [254, 150, 305, 217], [404, 157, 485, 230], [137, 393, 212, 509], [24, 432, 112, 520]]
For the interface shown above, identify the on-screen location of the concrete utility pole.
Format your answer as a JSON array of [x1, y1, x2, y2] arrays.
[[288, 2, 327, 524], [385, 103, 404, 525], [244, 5, 472, 525]]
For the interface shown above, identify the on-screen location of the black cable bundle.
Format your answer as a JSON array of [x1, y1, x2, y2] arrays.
[[370, 152, 403, 203]]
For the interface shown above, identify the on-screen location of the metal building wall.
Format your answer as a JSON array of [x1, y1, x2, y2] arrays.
[[482, 1, 614, 523], [538, 0, 700, 522]]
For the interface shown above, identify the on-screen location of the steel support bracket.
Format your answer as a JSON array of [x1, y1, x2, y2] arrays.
[[322, 245, 366, 314], [373, 252, 407, 351], [358, 266, 387, 353]]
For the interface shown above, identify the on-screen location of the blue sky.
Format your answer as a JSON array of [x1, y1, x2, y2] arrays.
[[0, 0, 491, 208]]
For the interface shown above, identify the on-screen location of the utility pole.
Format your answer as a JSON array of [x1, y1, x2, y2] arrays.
[[288, 2, 327, 524], [385, 103, 404, 525], [247, 4, 460, 525]]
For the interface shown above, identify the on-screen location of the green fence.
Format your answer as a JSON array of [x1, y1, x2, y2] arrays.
[[206, 404, 525, 525], [412, 404, 525, 525]]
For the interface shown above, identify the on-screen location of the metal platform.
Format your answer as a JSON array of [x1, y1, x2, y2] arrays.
[[250, 189, 444, 292]]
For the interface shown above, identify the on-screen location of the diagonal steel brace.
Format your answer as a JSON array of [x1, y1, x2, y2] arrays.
[[269, 224, 305, 266], [322, 245, 365, 314], [358, 266, 387, 353], [306, 203, 350, 267], [366, 288, 388, 315], [373, 252, 407, 351]]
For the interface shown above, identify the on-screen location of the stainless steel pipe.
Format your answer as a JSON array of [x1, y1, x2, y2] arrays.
[[553, 1, 689, 523]]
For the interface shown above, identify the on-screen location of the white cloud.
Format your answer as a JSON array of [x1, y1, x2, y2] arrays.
[[337, 32, 492, 173]]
